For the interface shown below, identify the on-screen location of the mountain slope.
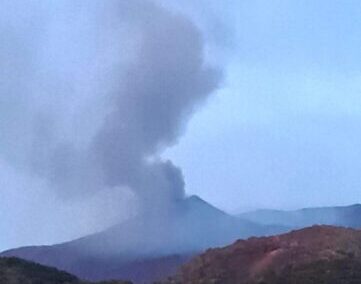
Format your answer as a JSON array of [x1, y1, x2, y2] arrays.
[[0, 257, 131, 284], [239, 204, 361, 228], [165, 225, 361, 284], [1, 196, 287, 283]]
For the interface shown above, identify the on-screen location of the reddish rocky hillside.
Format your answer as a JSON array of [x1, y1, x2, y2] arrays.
[[1, 196, 285, 283], [164, 225, 361, 284]]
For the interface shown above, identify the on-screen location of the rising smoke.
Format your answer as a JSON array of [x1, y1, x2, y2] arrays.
[[0, 0, 220, 221]]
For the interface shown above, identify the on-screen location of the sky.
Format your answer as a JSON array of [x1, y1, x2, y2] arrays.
[[2, 0, 361, 251], [162, 0, 361, 212]]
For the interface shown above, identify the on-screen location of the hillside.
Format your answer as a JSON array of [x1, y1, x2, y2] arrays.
[[239, 204, 361, 228], [1, 196, 286, 283], [0, 257, 131, 284], [165, 225, 361, 284]]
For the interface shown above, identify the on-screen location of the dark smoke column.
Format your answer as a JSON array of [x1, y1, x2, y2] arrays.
[[93, 1, 221, 216]]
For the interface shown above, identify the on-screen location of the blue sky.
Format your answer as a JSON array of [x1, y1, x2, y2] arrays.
[[163, 0, 361, 212]]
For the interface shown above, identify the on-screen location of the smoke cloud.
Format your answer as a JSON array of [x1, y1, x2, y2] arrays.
[[0, 0, 220, 220]]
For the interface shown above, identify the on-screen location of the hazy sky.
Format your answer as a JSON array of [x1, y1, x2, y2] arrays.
[[163, 0, 361, 212], [2, 1, 361, 251]]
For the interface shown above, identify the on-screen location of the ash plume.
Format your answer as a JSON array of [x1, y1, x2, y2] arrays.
[[0, 0, 221, 220]]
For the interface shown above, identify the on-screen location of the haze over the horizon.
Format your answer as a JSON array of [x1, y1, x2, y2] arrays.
[[2, 0, 361, 252], [162, 0, 361, 212]]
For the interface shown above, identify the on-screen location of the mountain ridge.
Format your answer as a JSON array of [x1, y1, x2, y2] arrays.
[[164, 225, 361, 284], [239, 203, 361, 228], [1, 195, 287, 283], [0, 257, 132, 284]]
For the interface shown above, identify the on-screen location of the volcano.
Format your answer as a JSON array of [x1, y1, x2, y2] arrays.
[[1, 196, 287, 283]]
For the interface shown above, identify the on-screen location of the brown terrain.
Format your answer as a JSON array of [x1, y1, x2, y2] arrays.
[[163, 225, 361, 284], [1, 196, 286, 283]]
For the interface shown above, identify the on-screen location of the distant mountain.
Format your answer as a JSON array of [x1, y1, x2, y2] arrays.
[[1, 195, 287, 283], [239, 204, 361, 228], [165, 225, 361, 284], [0, 257, 131, 284]]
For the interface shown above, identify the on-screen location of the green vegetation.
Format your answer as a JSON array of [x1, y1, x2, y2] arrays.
[[0, 257, 132, 284]]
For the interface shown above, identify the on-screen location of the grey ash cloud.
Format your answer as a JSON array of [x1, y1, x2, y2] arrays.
[[0, 0, 221, 217]]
